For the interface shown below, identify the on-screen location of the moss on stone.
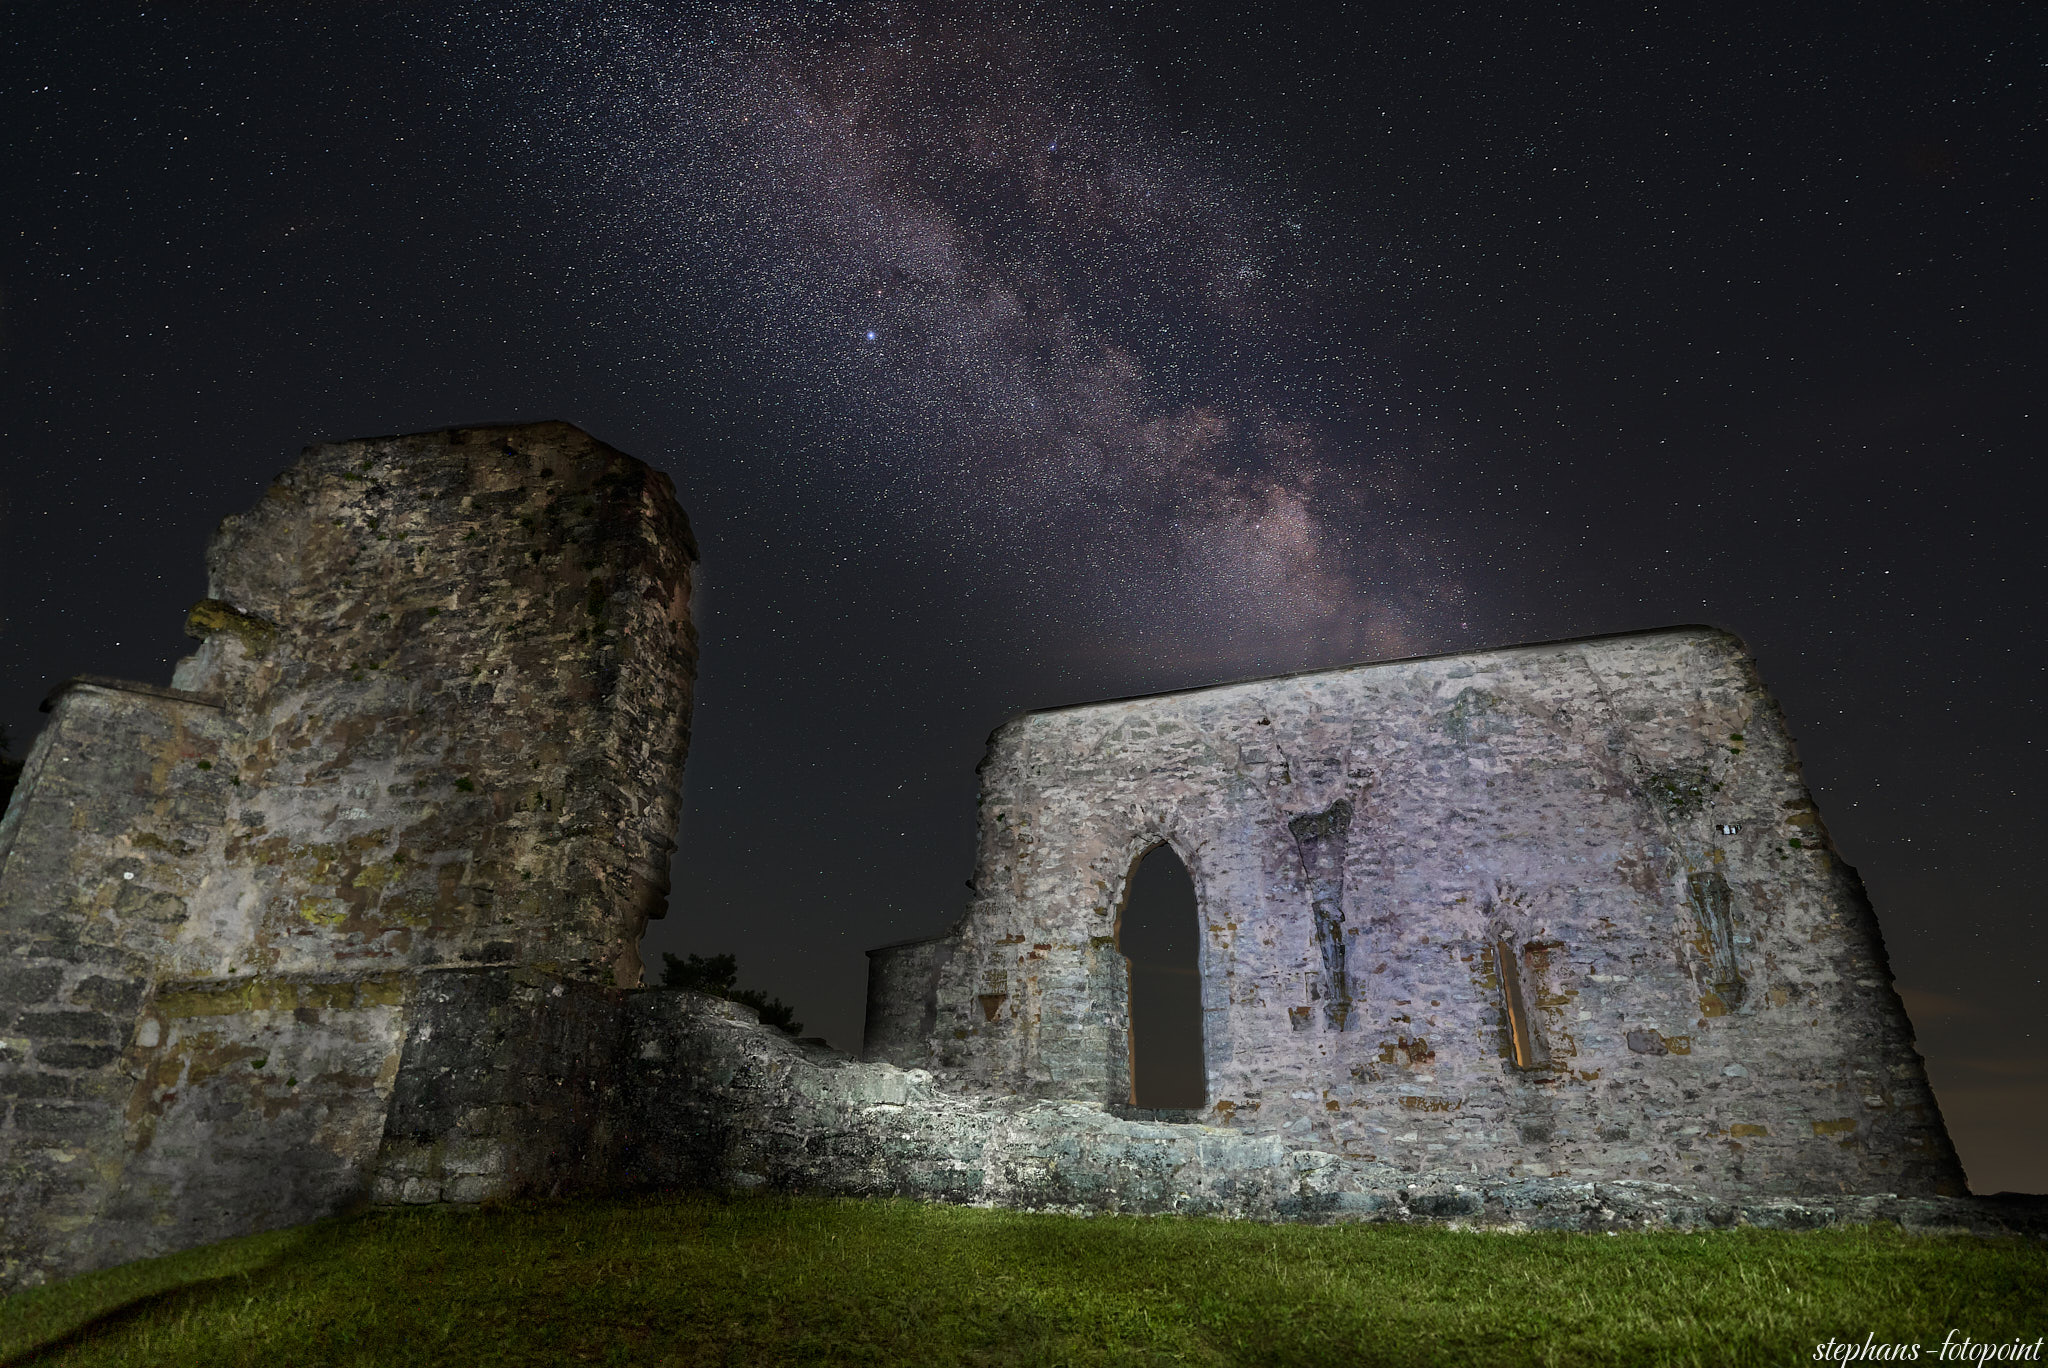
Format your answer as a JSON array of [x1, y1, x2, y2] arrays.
[[1641, 763, 1716, 819], [153, 974, 406, 1018], [183, 599, 279, 653]]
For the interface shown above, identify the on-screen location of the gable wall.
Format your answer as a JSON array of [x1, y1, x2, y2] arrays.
[[900, 628, 1962, 1198]]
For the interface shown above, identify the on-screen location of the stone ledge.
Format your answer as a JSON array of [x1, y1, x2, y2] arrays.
[[149, 973, 410, 1016], [39, 674, 223, 713]]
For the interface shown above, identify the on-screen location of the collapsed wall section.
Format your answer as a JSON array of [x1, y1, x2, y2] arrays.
[[0, 423, 698, 1290], [876, 627, 1963, 1201], [635, 990, 2018, 1233]]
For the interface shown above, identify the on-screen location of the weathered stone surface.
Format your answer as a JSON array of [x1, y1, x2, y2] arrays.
[[632, 990, 2033, 1236], [0, 420, 1992, 1296], [0, 680, 236, 1291], [371, 967, 627, 1206], [872, 628, 1965, 1202], [863, 934, 954, 1071], [92, 971, 409, 1275], [0, 423, 698, 1290], [170, 421, 698, 987]]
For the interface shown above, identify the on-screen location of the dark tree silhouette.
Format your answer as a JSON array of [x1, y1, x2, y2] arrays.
[[660, 951, 803, 1036]]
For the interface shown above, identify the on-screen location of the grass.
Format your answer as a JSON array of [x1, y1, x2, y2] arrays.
[[2, 1194, 2043, 1367]]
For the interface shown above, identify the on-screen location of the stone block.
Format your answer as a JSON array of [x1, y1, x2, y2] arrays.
[[32, 1043, 122, 1070], [69, 977, 145, 1016], [13, 1101, 102, 1137], [0, 1073, 80, 1100], [0, 965, 62, 1005], [13, 1010, 121, 1041]]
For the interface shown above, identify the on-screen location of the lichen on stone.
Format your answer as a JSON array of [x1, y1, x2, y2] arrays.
[[183, 598, 279, 653]]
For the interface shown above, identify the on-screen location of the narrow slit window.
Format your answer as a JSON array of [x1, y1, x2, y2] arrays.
[[1118, 843, 1205, 1109], [1496, 939, 1547, 1070], [1686, 871, 1746, 1008]]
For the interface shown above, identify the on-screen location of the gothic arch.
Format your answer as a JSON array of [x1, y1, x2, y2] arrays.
[[1112, 836, 1207, 1109]]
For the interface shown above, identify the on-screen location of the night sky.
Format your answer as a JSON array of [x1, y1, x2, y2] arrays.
[[2, 3, 2041, 1191]]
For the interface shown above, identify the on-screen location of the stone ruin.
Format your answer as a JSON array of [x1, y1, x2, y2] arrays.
[[0, 423, 696, 1288], [0, 423, 2004, 1292], [865, 630, 1966, 1199]]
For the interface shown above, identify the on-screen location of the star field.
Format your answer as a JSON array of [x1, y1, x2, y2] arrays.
[[1, 1, 2042, 1189], [481, 1, 1463, 672]]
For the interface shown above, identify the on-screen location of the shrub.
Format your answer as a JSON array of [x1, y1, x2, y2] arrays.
[[660, 952, 803, 1035]]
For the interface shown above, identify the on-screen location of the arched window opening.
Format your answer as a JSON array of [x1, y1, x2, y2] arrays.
[[1118, 842, 1205, 1109]]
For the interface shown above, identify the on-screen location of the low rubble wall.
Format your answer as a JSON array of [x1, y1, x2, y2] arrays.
[[613, 991, 2041, 1237]]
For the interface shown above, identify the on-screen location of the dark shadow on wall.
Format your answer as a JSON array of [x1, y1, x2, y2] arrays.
[[1118, 844, 1205, 1109]]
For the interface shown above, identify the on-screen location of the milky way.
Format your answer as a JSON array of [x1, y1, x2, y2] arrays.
[[467, 1, 1464, 674], [5, 1, 2040, 1185]]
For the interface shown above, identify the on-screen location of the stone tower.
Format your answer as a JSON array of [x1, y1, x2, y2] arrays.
[[0, 423, 697, 1288]]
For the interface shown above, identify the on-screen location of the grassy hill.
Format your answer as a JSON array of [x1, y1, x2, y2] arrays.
[[2, 1194, 2042, 1366]]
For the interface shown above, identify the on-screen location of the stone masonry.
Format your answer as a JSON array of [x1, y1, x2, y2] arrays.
[[0, 426, 2005, 1294], [619, 989, 2015, 1235], [867, 628, 1968, 1201], [0, 423, 698, 1288]]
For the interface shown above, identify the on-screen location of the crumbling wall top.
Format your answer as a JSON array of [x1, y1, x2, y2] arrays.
[[169, 422, 699, 984], [0, 422, 704, 1289]]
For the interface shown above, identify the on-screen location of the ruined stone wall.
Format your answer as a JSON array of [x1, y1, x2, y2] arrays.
[[863, 934, 955, 1071], [170, 420, 697, 986], [254, 977, 2030, 1235], [370, 967, 629, 1206], [0, 423, 698, 1289], [0, 680, 241, 1285], [627, 989, 2018, 1234], [881, 628, 1963, 1200], [0, 423, 1989, 1294]]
